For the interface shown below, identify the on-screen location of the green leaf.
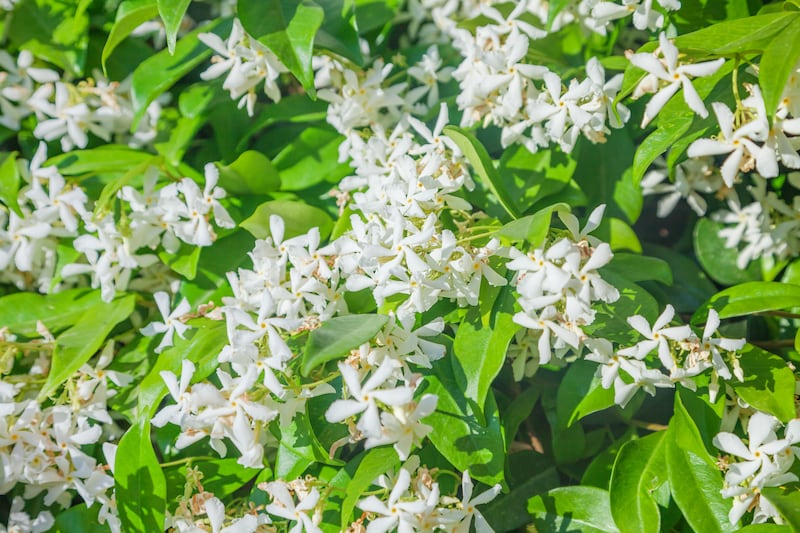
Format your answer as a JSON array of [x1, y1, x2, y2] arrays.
[[237, 0, 324, 96], [666, 423, 736, 533], [693, 281, 800, 324], [694, 218, 761, 285], [0, 289, 104, 336], [583, 272, 659, 344], [736, 525, 794, 533], [443, 125, 520, 220], [39, 294, 135, 401], [93, 157, 161, 218], [137, 321, 227, 419], [102, 0, 159, 72], [164, 459, 261, 503], [528, 486, 620, 533], [272, 126, 349, 191], [0, 152, 22, 216], [675, 11, 797, 55], [333, 447, 397, 528], [313, 0, 363, 65], [116, 419, 167, 533], [642, 243, 717, 313], [730, 344, 796, 422], [158, 243, 201, 280], [496, 203, 569, 246], [236, 95, 328, 152], [609, 432, 667, 533], [482, 460, 559, 532], [157, 0, 191, 54], [46, 145, 155, 175], [218, 150, 281, 195], [241, 199, 334, 241], [502, 385, 540, 443], [453, 287, 519, 408], [633, 122, 692, 184], [496, 145, 576, 215], [603, 253, 672, 285], [760, 487, 800, 530], [8, 0, 89, 76], [301, 314, 389, 376], [758, 19, 800, 116], [131, 19, 231, 128], [557, 360, 616, 428], [274, 411, 333, 479], [425, 355, 506, 487], [51, 504, 107, 533]]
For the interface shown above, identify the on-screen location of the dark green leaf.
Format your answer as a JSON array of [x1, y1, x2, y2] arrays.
[[603, 253, 672, 285], [528, 486, 620, 533], [238, 0, 324, 95], [609, 432, 667, 533], [51, 504, 107, 533], [443, 125, 520, 220], [482, 460, 559, 532], [102, 0, 159, 72], [274, 411, 333, 478], [675, 11, 797, 55], [157, 0, 191, 54], [301, 314, 389, 376], [241, 199, 334, 241], [116, 419, 167, 533], [313, 0, 363, 65], [39, 294, 135, 401], [497, 145, 575, 215], [694, 218, 761, 285], [557, 360, 616, 428], [272, 126, 349, 191]]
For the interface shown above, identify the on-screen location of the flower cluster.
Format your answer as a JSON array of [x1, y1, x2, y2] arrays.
[[198, 19, 289, 116], [0, 337, 125, 532], [714, 412, 800, 525]]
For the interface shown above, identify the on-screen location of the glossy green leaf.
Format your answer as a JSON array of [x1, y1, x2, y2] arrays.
[[334, 447, 398, 528], [760, 488, 800, 530], [557, 360, 616, 428], [131, 19, 231, 128], [609, 432, 667, 533], [666, 423, 736, 533], [528, 486, 620, 533], [694, 218, 761, 285], [425, 356, 506, 487], [693, 281, 800, 324], [218, 150, 281, 195], [164, 458, 261, 503], [314, 0, 363, 65], [272, 126, 349, 190], [301, 314, 389, 376], [603, 253, 672, 285], [0, 152, 21, 217], [158, 243, 201, 280], [8, 0, 89, 75], [583, 272, 659, 344], [496, 202, 569, 246], [137, 321, 227, 419], [274, 411, 333, 479], [453, 287, 519, 408], [116, 419, 167, 533], [642, 243, 717, 313], [736, 525, 794, 533], [0, 289, 104, 336], [443, 125, 520, 220], [241, 199, 334, 241], [93, 157, 160, 218], [761, 19, 800, 117], [633, 122, 692, 184], [497, 145, 575, 215], [237, 0, 324, 95], [102, 0, 159, 71], [51, 504, 107, 533], [730, 344, 796, 422], [39, 294, 135, 401], [675, 11, 796, 55], [46, 145, 155, 175], [157, 0, 191, 54]]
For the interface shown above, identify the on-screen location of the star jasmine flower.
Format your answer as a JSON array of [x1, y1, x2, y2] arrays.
[[453, 470, 501, 533], [140, 291, 191, 353], [630, 33, 724, 127], [619, 304, 692, 370]]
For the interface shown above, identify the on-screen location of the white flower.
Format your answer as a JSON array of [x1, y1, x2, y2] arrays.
[[619, 304, 691, 370], [453, 470, 501, 533], [630, 33, 724, 127], [140, 291, 191, 353], [264, 482, 322, 533]]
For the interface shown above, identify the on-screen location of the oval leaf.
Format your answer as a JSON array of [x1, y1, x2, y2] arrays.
[[301, 314, 389, 376]]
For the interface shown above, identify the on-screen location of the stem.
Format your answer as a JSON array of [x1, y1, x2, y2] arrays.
[[756, 310, 800, 319], [160, 456, 217, 469], [751, 339, 796, 349]]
